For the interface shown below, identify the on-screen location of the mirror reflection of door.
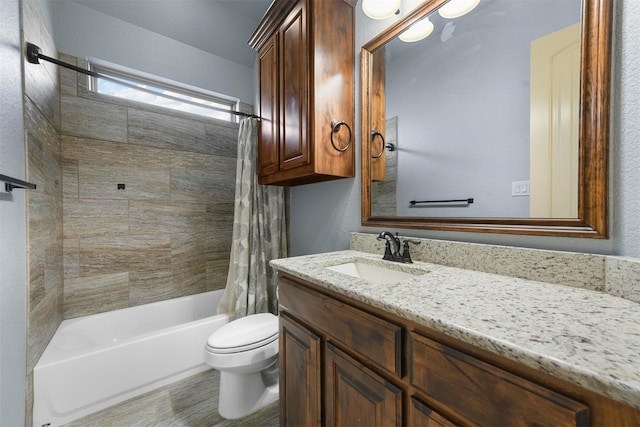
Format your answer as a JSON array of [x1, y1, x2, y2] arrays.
[[530, 23, 581, 218]]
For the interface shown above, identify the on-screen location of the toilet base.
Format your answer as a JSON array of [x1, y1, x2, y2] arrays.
[[217, 363, 279, 420]]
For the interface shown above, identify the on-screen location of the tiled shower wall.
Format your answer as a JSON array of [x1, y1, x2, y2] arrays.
[[59, 53, 240, 318], [22, 0, 63, 422]]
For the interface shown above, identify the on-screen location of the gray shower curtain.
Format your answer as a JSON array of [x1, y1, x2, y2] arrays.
[[217, 117, 287, 317]]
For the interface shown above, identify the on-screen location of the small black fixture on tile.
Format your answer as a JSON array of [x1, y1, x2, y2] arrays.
[[117, 184, 125, 190]]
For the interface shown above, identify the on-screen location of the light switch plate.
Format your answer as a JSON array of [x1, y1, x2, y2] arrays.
[[512, 180, 530, 196]]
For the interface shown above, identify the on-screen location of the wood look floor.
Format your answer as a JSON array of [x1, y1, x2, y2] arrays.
[[64, 369, 279, 426]]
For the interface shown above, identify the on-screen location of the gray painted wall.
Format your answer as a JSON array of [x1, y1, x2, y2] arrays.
[[0, 0, 27, 425], [290, 0, 639, 259], [612, 0, 640, 259]]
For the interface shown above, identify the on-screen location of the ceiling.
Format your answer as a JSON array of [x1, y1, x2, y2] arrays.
[[70, 0, 274, 68]]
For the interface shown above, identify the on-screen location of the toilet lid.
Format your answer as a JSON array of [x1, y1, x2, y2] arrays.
[[207, 313, 278, 353]]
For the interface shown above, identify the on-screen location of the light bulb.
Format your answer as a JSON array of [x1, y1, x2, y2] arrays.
[[438, 0, 481, 19], [399, 17, 434, 42], [362, 0, 401, 20]]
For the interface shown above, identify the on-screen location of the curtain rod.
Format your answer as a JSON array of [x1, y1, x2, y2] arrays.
[[25, 42, 260, 120]]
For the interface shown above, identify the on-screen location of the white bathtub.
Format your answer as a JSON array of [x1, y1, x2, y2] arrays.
[[33, 290, 230, 427]]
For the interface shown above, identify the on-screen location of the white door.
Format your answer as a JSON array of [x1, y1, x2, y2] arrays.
[[530, 23, 581, 218]]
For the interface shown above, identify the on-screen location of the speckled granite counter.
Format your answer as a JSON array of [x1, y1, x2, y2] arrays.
[[271, 250, 640, 411]]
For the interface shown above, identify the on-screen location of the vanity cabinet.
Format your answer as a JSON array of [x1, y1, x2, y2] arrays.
[[250, 0, 355, 186], [410, 333, 588, 426], [277, 272, 640, 427]]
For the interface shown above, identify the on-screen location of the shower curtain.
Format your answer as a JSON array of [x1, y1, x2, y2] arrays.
[[217, 117, 287, 317]]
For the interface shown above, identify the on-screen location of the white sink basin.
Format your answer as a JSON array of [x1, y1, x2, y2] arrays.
[[326, 261, 426, 285]]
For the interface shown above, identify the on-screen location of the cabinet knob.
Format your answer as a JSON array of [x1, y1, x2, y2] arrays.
[[330, 120, 352, 152]]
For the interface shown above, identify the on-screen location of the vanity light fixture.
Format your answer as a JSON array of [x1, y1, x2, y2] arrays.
[[362, 0, 401, 19], [438, 0, 481, 19], [399, 17, 434, 42]]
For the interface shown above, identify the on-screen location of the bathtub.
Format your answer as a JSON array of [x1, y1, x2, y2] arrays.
[[33, 290, 230, 427]]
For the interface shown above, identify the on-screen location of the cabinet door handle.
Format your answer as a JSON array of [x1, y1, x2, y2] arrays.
[[330, 120, 352, 152], [371, 131, 396, 158], [371, 130, 385, 158]]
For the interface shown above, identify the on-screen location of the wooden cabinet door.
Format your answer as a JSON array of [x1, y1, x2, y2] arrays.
[[409, 397, 459, 427], [411, 333, 589, 427], [258, 34, 279, 177], [324, 343, 402, 427], [279, 314, 321, 427], [279, 0, 309, 172]]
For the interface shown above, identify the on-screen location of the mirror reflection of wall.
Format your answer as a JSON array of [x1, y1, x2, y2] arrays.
[[377, 0, 582, 218]]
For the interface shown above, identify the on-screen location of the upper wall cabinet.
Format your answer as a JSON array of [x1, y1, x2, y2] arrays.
[[250, 0, 356, 186]]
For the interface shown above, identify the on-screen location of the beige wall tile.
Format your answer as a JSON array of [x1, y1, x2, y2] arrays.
[[63, 272, 129, 318], [25, 97, 61, 196], [129, 269, 174, 306], [23, 55, 58, 128], [28, 192, 60, 252], [79, 236, 131, 277], [128, 109, 208, 153], [170, 169, 235, 202], [64, 238, 79, 279], [127, 143, 172, 168], [78, 162, 171, 200], [58, 53, 78, 97], [204, 121, 239, 158], [61, 135, 127, 164], [61, 95, 127, 142], [170, 150, 236, 174], [63, 199, 129, 238], [62, 158, 79, 198], [79, 235, 171, 277], [206, 259, 229, 291], [28, 247, 45, 312], [129, 200, 205, 235], [171, 232, 208, 295]]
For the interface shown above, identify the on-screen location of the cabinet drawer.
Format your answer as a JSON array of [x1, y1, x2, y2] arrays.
[[410, 333, 589, 427], [278, 276, 402, 376]]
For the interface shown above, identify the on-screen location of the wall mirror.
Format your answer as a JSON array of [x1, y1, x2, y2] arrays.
[[361, 0, 612, 237]]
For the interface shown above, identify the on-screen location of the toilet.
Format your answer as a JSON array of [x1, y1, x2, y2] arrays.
[[205, 312, 279, 420]]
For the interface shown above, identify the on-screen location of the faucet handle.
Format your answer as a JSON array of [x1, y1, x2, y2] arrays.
[[403, 239, 420, 246], [401, 240, 420, 263], [382, 240, 394, 261]]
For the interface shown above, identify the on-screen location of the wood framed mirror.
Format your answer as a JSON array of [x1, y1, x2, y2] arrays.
[[361, 0, 612, 237]]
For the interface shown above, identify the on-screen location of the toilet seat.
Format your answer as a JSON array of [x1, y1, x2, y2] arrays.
[[207, 313, 278, 354]]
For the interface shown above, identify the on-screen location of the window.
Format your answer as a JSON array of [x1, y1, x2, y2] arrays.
[[88, 61, 238, 122]]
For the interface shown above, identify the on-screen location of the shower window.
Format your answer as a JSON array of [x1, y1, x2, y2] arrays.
[[88, 60, 238, 122]]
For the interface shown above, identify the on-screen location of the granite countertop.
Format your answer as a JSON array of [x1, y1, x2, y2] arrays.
[[270, 250, 640, 410]]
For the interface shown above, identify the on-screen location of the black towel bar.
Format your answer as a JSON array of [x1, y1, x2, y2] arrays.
[[1, 174, 37, 193], [409, 198, 473, 206]]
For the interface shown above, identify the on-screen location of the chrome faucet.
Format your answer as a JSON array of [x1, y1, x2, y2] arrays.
[[376, 231, 420, 263]]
